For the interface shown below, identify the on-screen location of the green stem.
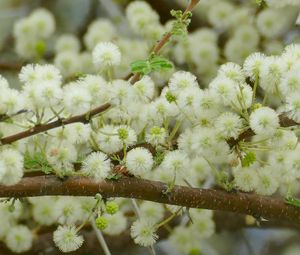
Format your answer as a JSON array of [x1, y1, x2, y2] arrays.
[[168, 120, 182, 144], [252, 75, 259, 108], [155, 207, 182, 229]]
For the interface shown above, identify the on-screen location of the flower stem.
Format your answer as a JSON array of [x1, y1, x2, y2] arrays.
[[92, 218, 112, 255]]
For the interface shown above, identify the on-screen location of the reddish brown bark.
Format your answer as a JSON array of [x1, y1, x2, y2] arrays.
[[1, 176, 300, 225], [0, 103, 111, 145]]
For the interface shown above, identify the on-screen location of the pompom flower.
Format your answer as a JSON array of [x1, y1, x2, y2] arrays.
[[92, 42, 121, 67], [249, 107, 279, 136], [131, 219, 158, 247], [53, 225, 84, 253], [81, 152, 111, 181], [126, 148, 154, 176]]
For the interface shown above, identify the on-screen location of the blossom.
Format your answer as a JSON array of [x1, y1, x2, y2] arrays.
[[249, 107, 279, 136], [131, 219, 158, 247], [92, 42, 121, 67], [126, 148, 154, 176], [168, 71, 198, 95], [5, 225, 33, 253], [0, 149, 24, 186], [215, 112, 244, 139], [53, 225, 84, 253], [243, 52, 266, 81], [81, 152, 111, 181]]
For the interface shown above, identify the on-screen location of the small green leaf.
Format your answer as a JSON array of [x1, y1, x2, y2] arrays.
[[150, 56, 173, 71], [24, 152, 53, 174], [107, 173, 122, 181], [285, 197, 300, 208], [130, 60, 152, 75], [241, 152, 256, 167]]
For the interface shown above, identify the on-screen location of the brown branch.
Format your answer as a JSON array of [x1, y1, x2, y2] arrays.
[[0, 103, 111, 145], [227, 113, 299, 148], [0, 62, 23, 71], [2, 175, 300, 225]]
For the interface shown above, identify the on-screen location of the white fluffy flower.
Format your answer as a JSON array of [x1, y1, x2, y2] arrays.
[[209, 76, 237, 105], [55, 197, 83, 225], [286, 93, 300, 122], [46, 142, 77, 175], [53, 225, 84, 253], [30, 8, 55, 38], [103, 212, 127, 235], [259, 56, 284, 94], [31, 197, 59, 226], [160, 150, 189, 174], [92, 42, 121, 67], [243, 52, 266, 81], [133, 75, 155, 102], [117, 125, 137, 146], [280, 69, 300, 97], [218, 62, 245, 83], [169, 71, 198, 95], [233, 165, 259, 192], [131, 219, 158, 247], [145, 126, 167, 146], [0, 75, 9, 89], [55, 34, 80, 53], [140, 201, 164, 223], [5, 225, 33, 253], [54, 51, 81, 77], [83, 19, 116, 50], [126, 148, 154, 176], [96, 125, 123, 154], [0, 149, 24, 186], [207, 1, 234, 29], [256, 9, 286, 38], [63, 83, 91, 115], [255, 166, 279, 195], [249, 107, 279, 136], [81, 152, 111, 181], [0, 88, 24, 115], [215, 112, 244, 139]]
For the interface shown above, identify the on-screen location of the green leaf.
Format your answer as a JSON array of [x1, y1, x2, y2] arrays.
[[150, 56, 173, 71], [130, 56, 173, 75], [285, 197, 300, 208], [241, 152, 256, 167], [106, 173, 122, 181], [130, 60, 152, 75], [24, 152, 52, 174]]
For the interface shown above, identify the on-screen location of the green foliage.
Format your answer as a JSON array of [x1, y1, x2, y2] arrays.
[[24, 152, 52, 174], [130, 56, 173, 75], [170, 9, 192, 36], [106, 173, 122, 181], [153, 150, 165, 168], [35, 40, 46, 57], [241, 151, 256, 167], [285, 197, 300, 208]]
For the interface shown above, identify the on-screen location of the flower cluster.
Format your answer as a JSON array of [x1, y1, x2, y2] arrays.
[[0, 0, 300, 254]]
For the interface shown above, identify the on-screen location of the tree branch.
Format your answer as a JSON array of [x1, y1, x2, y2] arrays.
[[227, 113, 299, 147], [0, 102, 111, 145], [2, 175, 300, 225]]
